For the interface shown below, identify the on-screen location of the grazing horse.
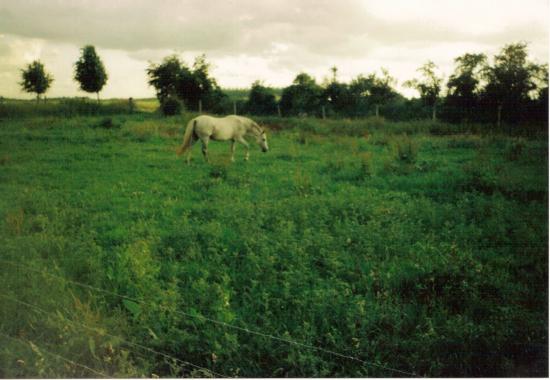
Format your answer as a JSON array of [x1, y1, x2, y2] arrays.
[[176, 115, 269, 164]]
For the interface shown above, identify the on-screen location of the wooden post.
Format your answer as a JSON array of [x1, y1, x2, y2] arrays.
[[198, 99, 202, 114], [322, 105, 326, 120], [497, 104, 502, 129], [432, 104, 437, 121], [277, 104, 281, 118], [233, 100, 237, 115], [375, 104, 379, 118], [128, 97, 134, 113]]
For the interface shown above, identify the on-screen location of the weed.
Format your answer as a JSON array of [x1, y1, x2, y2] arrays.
[[0, 154, 10, 165], [393, 134, 418, 163], [504, 138, 526, 161], [209, 163, 229, 180], [5, 208, 24, 235]]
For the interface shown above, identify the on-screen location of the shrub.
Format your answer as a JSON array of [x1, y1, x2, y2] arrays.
[[393, 135, 418, 163], [504, 138, 526, 161], [447, 136, 483, 149], [209, 163, 229, 180], [160, 96, 183, 116], [94, 117, 120, 129]]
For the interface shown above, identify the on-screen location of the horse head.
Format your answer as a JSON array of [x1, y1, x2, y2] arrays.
[[255, 124, 269, 152]]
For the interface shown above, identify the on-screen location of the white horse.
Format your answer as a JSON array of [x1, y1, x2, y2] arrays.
[[176, 115, 269, 164]]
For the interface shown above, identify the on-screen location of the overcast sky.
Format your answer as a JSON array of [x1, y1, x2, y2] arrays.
[[0, 0, 548, 99]]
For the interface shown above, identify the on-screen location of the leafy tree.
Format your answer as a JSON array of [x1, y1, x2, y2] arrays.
[[280, 73, 322, 116], [20, 60, 53, 103], [146, 55, 187, 105], [534, 64, 548, 122], [323, 81, 353, 116], [74, 45, 108, 102], [404, 61, 443, 120], [320, 66, 354, 117], [483, 42, 545, 124], [147, 54, 227, 113], [245, 80, 278, 115], [188, 54, 227, 112], [347, 69, 398, 117], [444, 53, 487, 122]]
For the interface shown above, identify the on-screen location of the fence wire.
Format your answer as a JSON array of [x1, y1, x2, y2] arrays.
[[0, 257, 419, 377]]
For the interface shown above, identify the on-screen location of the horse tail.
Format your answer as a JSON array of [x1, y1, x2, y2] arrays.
[[176, 119, 197, 156]]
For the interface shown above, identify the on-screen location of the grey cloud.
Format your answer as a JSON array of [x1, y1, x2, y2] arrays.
[[0, 0, 485, 59]]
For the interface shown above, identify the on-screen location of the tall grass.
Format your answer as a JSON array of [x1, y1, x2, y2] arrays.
[[0, 98, 136, 118], [0, 109, 547, 377]]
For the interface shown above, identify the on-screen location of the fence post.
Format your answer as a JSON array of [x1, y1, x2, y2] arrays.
[[198, 99, 202, 114], [432, 104, 437, 121], [128, 97, 134, 113], [277, 104, 281, 118]]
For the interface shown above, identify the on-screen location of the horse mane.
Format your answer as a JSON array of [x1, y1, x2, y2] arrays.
[[251, 122, 264, 135]]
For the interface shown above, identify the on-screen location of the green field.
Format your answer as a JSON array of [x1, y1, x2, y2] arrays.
[[0, 111, 547, 377]]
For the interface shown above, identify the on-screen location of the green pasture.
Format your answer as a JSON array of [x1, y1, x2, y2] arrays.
[[0, 111, 547, 377]]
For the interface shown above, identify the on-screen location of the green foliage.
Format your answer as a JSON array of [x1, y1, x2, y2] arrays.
[[146, 54, 228, 113], [444, 53, 487, 122], [74, 45, 108, 99], [160, 96, 183, 116], [280, 73, 323, 116], [483, 42, 546, 124], [404, 61, 443, 108], [146, 55, 183, 104], [19, 60, 54, 101], [245, 81, 278, 115], [0, 98, 135, 118], [393, 134, 418, 163], [0, 112, 547, 377]]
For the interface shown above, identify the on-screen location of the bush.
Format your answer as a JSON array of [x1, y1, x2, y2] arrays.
[[504, 138, 526, 161], [393, 135, 418, 163], [94, 117, 120, 129], [160, 96, 183, 116]]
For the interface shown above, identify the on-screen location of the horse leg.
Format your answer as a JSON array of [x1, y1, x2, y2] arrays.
[[236, 137, 250, 161], [186, 135, 197, 165], [201, 137, 210, 163], [230, 140, 236, 162]]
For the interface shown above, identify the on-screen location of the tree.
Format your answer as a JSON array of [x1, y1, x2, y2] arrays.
[[146, 55, 186, 105], [347, 69, 398, 117], [245, 81, 278, 115], [74, 45, 108, 102], [444, 53, 487, 122], [367, 69, 398, 116], [187, 54, 227, 112], [483, 42, 545, 125], [20, 60, 53, 102], [404, 61, 443, 120], [319, 66, 353, 117], [280, 73, 322, 116], [147, 54, 227, 113]]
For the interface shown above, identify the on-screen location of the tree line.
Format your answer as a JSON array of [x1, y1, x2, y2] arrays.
[[18, 42, 548, 126]]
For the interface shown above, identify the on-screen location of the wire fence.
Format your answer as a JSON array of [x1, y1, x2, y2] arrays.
[[0, 331, 109, 378], [0, 293, 229, 378], [0, 257, 420, 377]]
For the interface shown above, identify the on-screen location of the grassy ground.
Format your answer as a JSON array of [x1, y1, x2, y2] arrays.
[[0, 112, 547, 377]]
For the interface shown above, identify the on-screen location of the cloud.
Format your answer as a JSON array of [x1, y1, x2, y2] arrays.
[[0, 0, 480, 57], [0, 0, 547, 98]]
